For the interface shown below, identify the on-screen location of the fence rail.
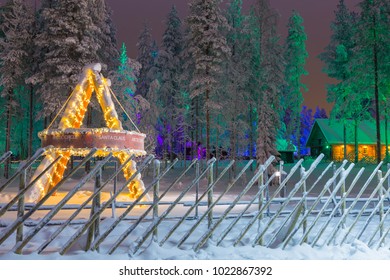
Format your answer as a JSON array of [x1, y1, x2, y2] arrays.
[[0, 151, 389, 256]]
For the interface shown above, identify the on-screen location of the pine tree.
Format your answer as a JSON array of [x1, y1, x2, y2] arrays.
[[320, 0, 356, 160], [300, 106, 314, 155], [88, 0, 119, 71], [27, 0, 99, 121], [223, 0, 251, 174], [0, 0, 34, 177], [136, 23, 154, 98], [253, 0, 284, 171], [283, 11, 308, 157], [156, 5, 184, 161], [186, 0, 231, 160], [350, 0, 390, 163], [313, 106, 328, 119], [110, 43, 141, 130]]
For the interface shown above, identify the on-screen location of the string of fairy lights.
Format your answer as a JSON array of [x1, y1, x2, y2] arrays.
[[29, 64, 146, 202]]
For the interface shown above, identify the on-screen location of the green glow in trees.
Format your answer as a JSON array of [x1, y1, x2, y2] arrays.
[[282, 11, 308, 157], [350, 0, 390, 163], [320, 0, 356, 161]]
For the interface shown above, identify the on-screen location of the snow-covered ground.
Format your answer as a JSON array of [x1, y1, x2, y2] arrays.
[[0, 160, 389, 260]]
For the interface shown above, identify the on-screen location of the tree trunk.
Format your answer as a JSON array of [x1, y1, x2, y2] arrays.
[[385, 114, 388, 162], [195, 97, 199, 159], [354, 119, 359, 163], [28, 85, 34, 158], [4, 94, 12, 179], [206, 89, 210, 160], [373, 12, 381, 164], [343, 123, 347, 160], [249, 105, 254, 171]]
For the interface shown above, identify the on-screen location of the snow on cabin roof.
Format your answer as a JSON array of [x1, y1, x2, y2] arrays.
[[276, 138, 296, 152], [307, 119, 390, 146]]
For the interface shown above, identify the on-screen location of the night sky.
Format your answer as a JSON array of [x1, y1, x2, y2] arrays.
[[0, 0, 362, 114], [105, 0, 361, 115]]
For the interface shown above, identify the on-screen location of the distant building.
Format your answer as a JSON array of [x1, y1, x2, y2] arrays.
[[306, 119, 390, 162], [276, 138, 296, 163]]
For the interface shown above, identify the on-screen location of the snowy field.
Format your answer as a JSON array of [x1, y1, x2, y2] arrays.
[[1, 160, 390, 260]]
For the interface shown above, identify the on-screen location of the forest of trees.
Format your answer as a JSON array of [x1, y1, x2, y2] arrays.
[[0, 0, 389, 178]]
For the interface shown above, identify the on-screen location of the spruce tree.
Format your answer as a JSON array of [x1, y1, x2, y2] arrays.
[[223, 0, 250, 174], [253, 0, 284, 171], [110, 43, 141, 129], [350, 0, 389, 163], [157, 5, 184, 161], [320, 0, 356, 160], [136, 23, 154, 98], [89, 0, 119, 71], [0, 0, 34, 177], [283, 11, 308, 157], [186, 0, 230, 160], [28, 0, 100, 121]]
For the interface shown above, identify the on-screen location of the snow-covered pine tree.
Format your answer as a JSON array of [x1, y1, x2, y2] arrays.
[[253, 0, 284, 172], [283, 11, 308, 158], [0, 0, 34, 178], [139, 79, 160, 154], [110, 43, 141, 131], [223, 0, 251, 175], [136, 23, 154, 98], [88, 0, 119, 72], [186, 0, 231, 160], [178, 26, 197, 160], [320, 0, 356, 160], [247, 7, 261, 165], [27, 0, 99, 121], [156, 5, 184, 161]]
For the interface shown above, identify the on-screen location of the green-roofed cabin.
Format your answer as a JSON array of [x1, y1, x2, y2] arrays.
[[276, 138, 296, 163], [306, 119, 390, 162]]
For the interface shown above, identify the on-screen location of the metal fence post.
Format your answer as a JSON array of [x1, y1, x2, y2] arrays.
[[300, 165, 307, 238], [258, 165, 264, 246], [153, 159, 161, 242], [195, 161, 200, 219], [332, 164, 337, 193], [87, 167, 102, 251], [16, 169, 26, 246], [341, 168, 346, 222], [111, 160, 118, 219], [378, 170, 384, 237], [388, 163, 390, 189], [207, 158, 215, 229], [280, 161, 285, 198]]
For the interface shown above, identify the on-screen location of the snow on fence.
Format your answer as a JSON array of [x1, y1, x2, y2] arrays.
[[0, 149, 389, 256]]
